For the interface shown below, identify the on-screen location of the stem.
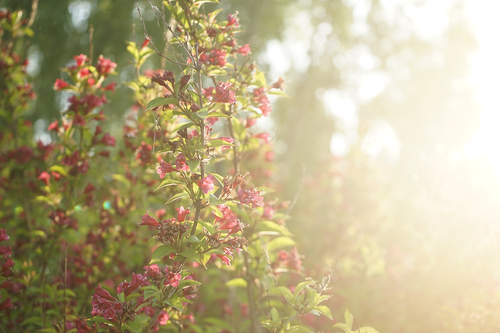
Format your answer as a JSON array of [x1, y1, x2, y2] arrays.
[[62, 243, 68, 333], [227, 112, 239, 174], [244, 252, 262, 333], [190, 42, 206, 237], [142, 307, 162, 333]]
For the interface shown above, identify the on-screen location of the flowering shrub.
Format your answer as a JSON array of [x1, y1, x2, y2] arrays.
[[0, 3, 378, 333]]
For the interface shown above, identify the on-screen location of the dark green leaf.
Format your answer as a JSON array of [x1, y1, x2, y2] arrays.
[[150, 245, 176, 264]]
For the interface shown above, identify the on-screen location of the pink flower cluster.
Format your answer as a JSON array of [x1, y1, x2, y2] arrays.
[[237, 187, 264, 208], [253, 87, 272, 116], [157, 153, 190, 178]]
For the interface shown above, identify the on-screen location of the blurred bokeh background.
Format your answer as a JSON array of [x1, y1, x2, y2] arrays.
[[5, 0, 500, 332]]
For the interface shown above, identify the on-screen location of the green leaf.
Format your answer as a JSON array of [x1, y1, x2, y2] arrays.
[[209, 139, 233, 148], [207, 111, 230, 118], [198, 220, 216, 234], [270, 307, 280, 323], [317, 294, 333, 305], [150, 244, 176, 264], [146, 97, 178, 111], [56, 288, 76, 298], [143, 288, 160, 301], [165, 192, 189, 205], [268, 90, 289, 97], [117, 291, 125, 302], [185, 235, 201, 243], [293, 280, 315, 299], [125, 292, 141, 302], [208, 8, 223, 24], [344, 309, 354, 331], [187, 160, 199, 172], [253, 70, 267, 88], [166, 297, 184, 311], [178, 279, 202, 288], [48, 165, 68, 177], [207, 66, 227, 76], [225, 278, 247, 288], [209, 193, 226, 206], [155, 178, 183, 191], [24, 27, 34, 37], [194, 109, 209, 120], [353, 328, 380, 333], [313, 305, 333, 320], [20, 316, 43, 326], [126, 41, 139, 60], [209, 205, 224, 218], [175, 121, 195, 132], [257, 221, 293, 237], [195, 0, 219, 4], [180, 247, 199, 262], [333, 323, 351, 333], [38, 329, 58, 333], [269, 286, 295, 305], [112, 173, 131, 186], [287, 327, 313, 333], [267, 236, 296, 252]]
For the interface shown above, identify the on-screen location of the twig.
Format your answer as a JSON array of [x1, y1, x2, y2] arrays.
[[146, 0, 196, 64], [89, 25, 94, 66], [62, 242, 68, 333], [27, 0, 39, 29], [135, 3, 195, 70]]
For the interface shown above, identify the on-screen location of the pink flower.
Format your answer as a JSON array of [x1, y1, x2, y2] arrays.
[[237, 187, 264, 208], [246, 117, 257, 128], [156, 209, 167, 220], [101, 133, 116, 146], [38, 171, 50, 185], [253, 132, 270, 144], [265, 151, 275, 161], [206, 117, 219, 126], [197, 175, 215, 194], [236, 44, 251, 56], [259, 102, 272, 116], [140, 212, 160, 227], [0, 229, 9, 242], [214, 82, 236, 104], [158, 310, 169, 325], [48, 120, 59, 132], [54, 78, 69, 91], [217, 248, 233, 266], [218, 136, 234, 150], [209, 49, 226, 67], [144, 264, 162, 279], [175, 206, 190, 222], [203, 87, 215, 99], [117, 273, 148, 296], [102, 81, 117, 92], [227, 14, 239, 27], [175, 153, 189, 171], [262, 206, 274, 219], [157, 160, 176, 178], [96, 55, 117, 75], [74, 54, 88, 67]]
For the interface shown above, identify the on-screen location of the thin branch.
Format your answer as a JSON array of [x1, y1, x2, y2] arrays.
[[89, 25, 94, 66], [135, 3, 195, 70], [27, 0, 39, 29], [146, 0, 196, 64]]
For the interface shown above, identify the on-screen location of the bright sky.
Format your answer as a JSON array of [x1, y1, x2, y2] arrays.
[[463, 0, 500, 171]]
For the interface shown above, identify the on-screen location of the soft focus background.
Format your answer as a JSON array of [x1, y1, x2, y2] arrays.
[[6, 0, 500, 332]]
